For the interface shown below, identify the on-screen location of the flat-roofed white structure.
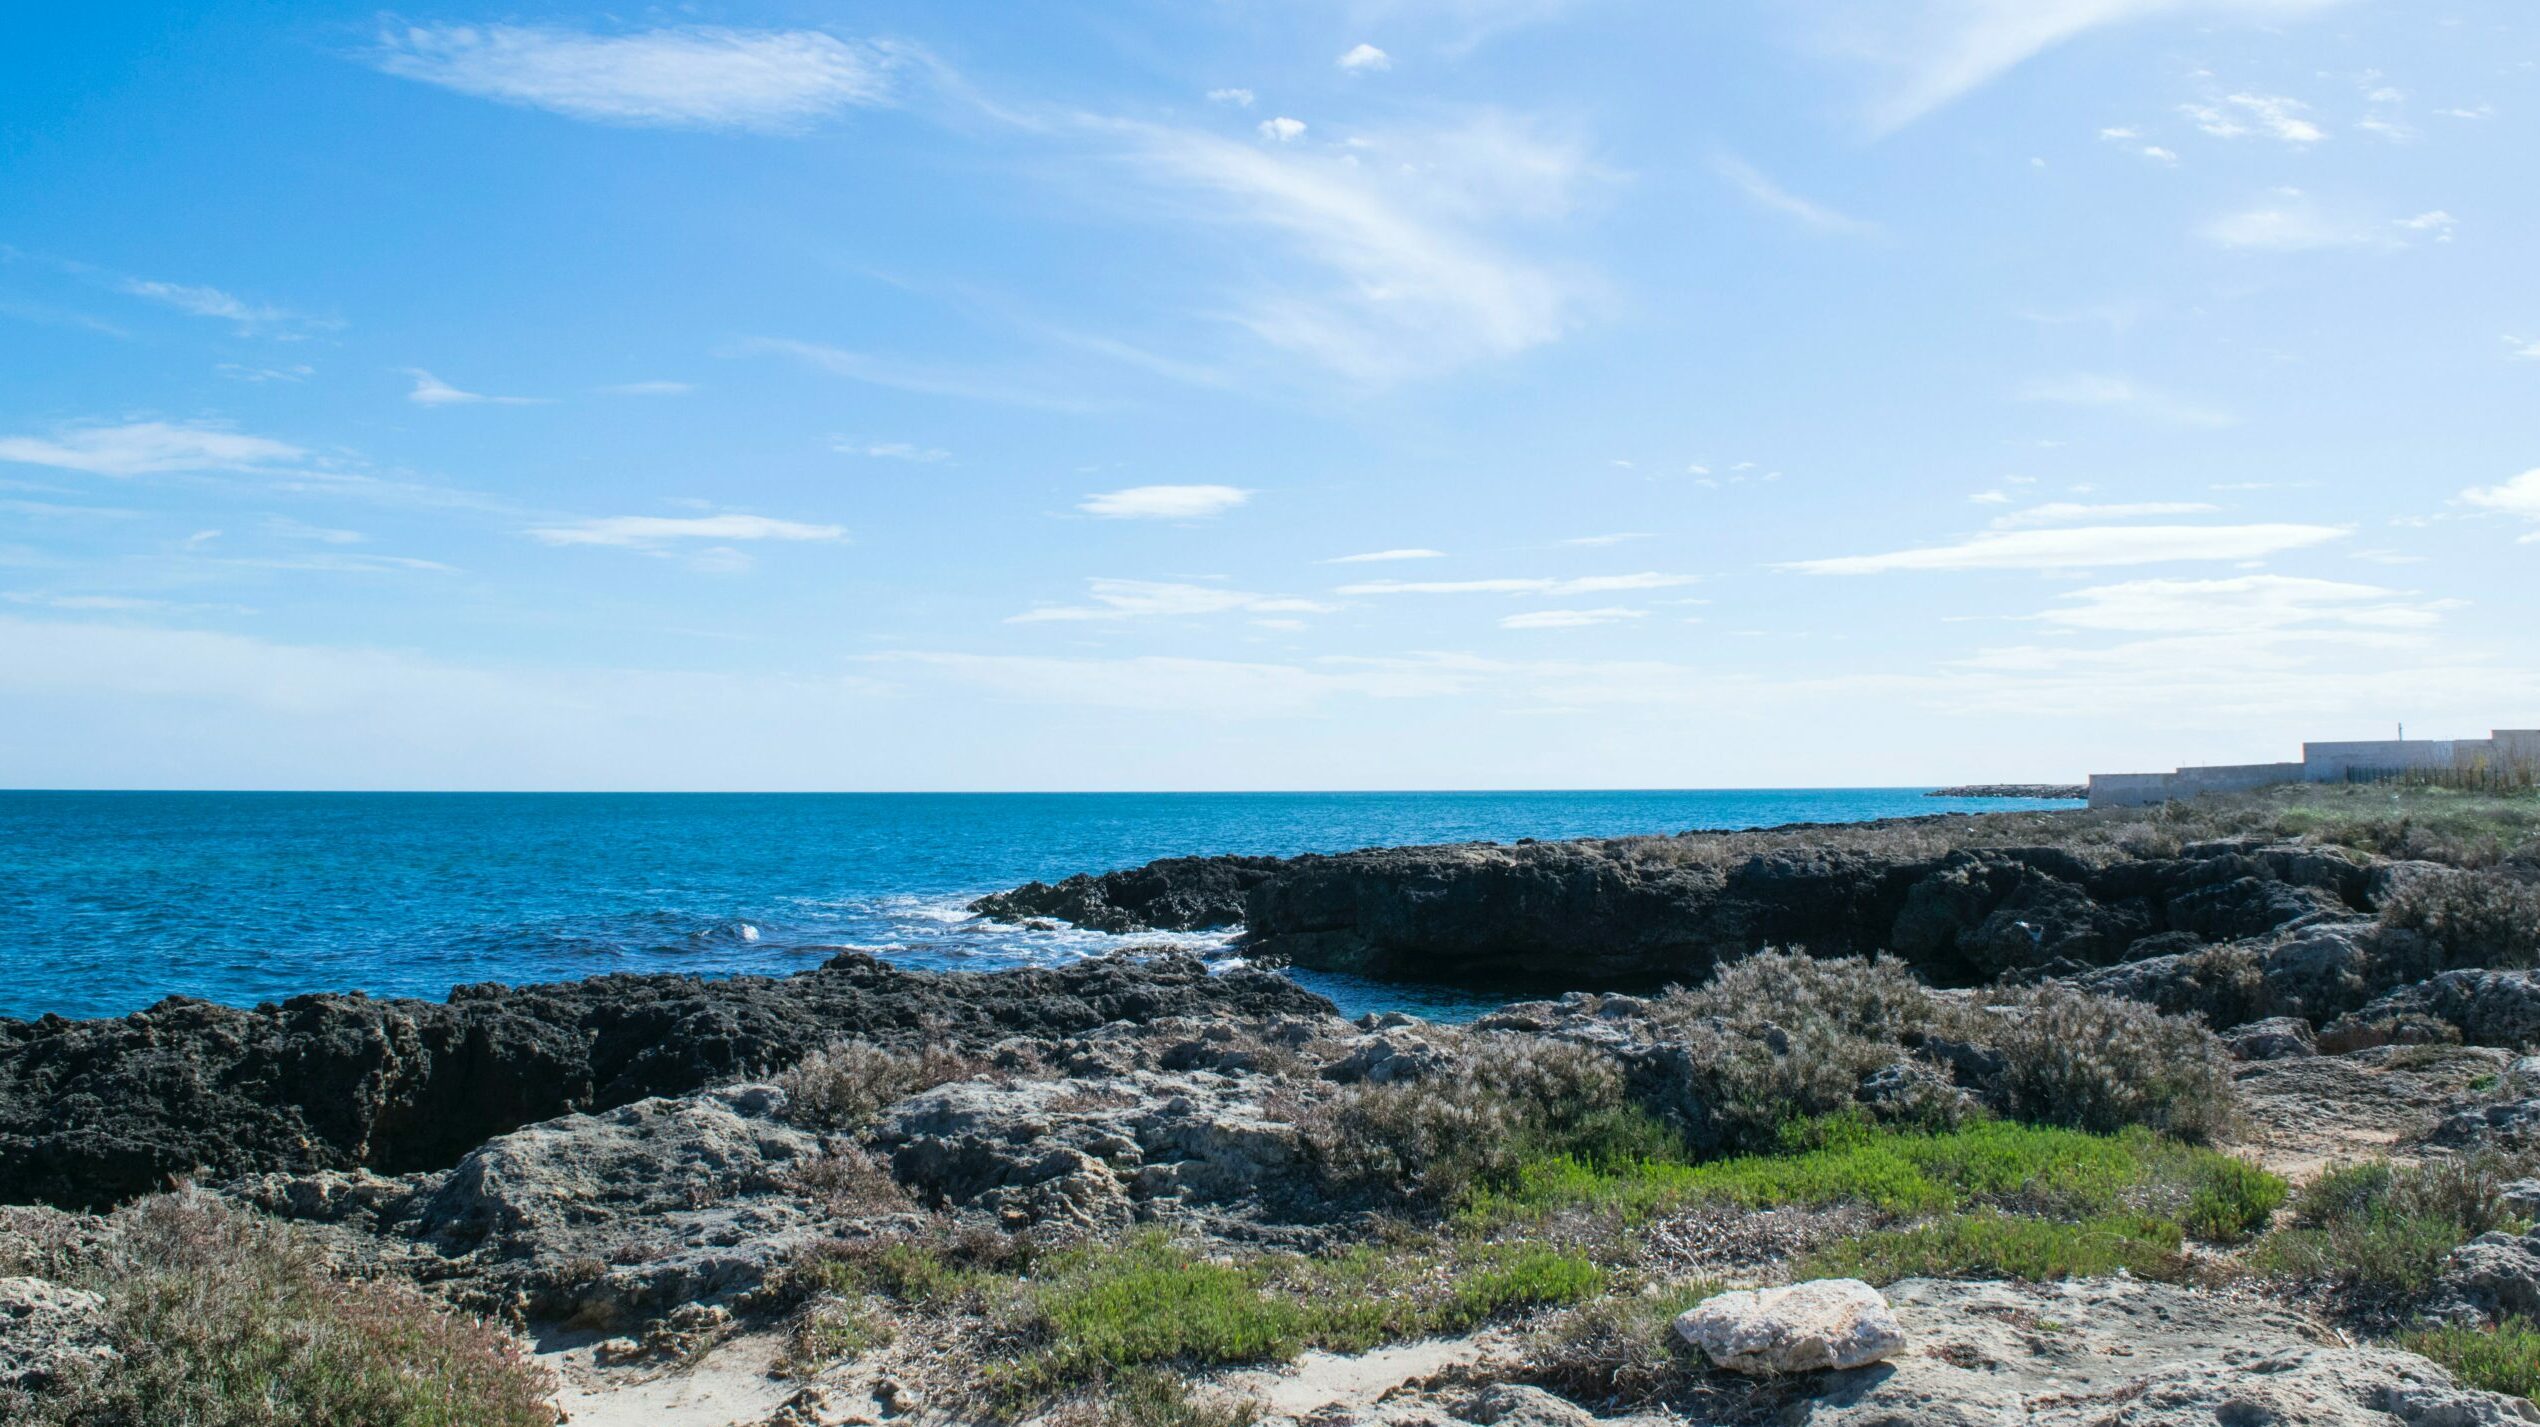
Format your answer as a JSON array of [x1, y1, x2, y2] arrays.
[[2087, 728, 2540, 808]]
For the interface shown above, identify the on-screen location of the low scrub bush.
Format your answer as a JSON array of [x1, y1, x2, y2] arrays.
[[2404, 1317, 2540, 1402], [1520, 1280, 1721, 1408], [2382, 869, 2540, 969], [775, 1039, 984, 1130], [1298, 1033, 1678, 1206], [1985, 986, 2236, 1143], [15, 1191, 554, 1427], [2256, 1155, 2531, 1308], [1799, 1210, 2188, 1284]]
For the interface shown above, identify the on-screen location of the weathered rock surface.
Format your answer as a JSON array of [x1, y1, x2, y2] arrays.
[[987, 833, 2381, 991], [970, 855, 1286, 933], [0, 952, 1335, 1210], [1783, 1276, 2537, 1426], [1675, 1279, 1905, 1374], [2427, 1230, 2540, 1325], [2328, 970, 2540, 1052], [0, 1274, 112, 1393]]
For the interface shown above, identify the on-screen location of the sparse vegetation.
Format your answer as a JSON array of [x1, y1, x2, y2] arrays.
[[2404, 1317, 2540, 1402], [11, 1191, 555, 1427], [1985, 985, 2237, 1143], [1798, 1210, 2188, 1284], [1520, 1279, 1721, 1408], [775, 1039, 986, 1130], [2257, 1155, 2533, 1310], [2381, 868, 2540, 969]]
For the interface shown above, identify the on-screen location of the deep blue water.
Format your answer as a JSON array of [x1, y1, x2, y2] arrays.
[[0, 789, 2079, 1022]]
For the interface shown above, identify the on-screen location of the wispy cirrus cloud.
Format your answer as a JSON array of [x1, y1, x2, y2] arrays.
[[1711, 154, 1877, 236], [526, 513, 846, 548], [2038, 575, 2454, 634], [1009, 578, 1338, 623], [369, 25, 898, 132], [0, 420, 306, 477], [118, 277, 337, 335], [2201, 190, 2456, 252], [1103, 109, 1594, 382], [1078, 485, 1251, 520], [1786, 523, 2347, 574], [1990, 501, 2220, 528], [1338, 572, 1696, 596], [2018, 373, 2232, 428], [404, 369, 547, 407], [732, 338, 1099, 413], [1822, 0, 2350, 133], [2181, 92, 2324, 143], [1325, 548, 1448, 564], [1500, 606, 1645, 629]]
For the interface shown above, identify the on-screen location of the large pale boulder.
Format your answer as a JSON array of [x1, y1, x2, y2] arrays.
[[1674, 1278, 1906, 1375]]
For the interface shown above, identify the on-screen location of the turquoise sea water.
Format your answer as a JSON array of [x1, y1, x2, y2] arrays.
[[0, 789, 2079, 1022]]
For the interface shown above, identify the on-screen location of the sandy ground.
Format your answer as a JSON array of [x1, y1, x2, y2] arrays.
[[543, 1330, 802, 1427]]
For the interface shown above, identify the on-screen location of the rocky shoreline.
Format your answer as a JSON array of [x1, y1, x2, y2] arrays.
[[10, 784, 2540, 1425], [1925, 783, 2089, 799]]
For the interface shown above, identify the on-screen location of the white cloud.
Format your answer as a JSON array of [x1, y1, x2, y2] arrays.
[[1009, 578, 1338, 623], [404, 369, 546, 407], [2140, 145, 2179, 163], [2017, 373, 2232, 428], [2201, 190, 2452, 252], [2098, 126, 2138, 139], [1835, 0, 2350, 133], [1711, 154, 1877, 236], [1786, 523, 2348, 574], [217, 363, 315, 383], [1990, 501, 2220, 528], [1258, 116, 1308, 143], [119, 278, 330, 333], [527, 513, 846, 547], [1078, 484, 1252, 520], [1560, 532, 1652, 546], [266, 517, 366, 545], [2462, 469, 2540, 538], [2506, 337, 2540, 362], [1207, 88, 1256, 108], [370, 24, 895, 132], [1338, 572, 1697, 596], [2181, 93, 2324, 143], [1338, 44, 1394, 72], [1108, 112, 1585, 381], [843, 440, 951, 462], [0, 420, 306, 477], [2038, 575, 2454, 634], [732, 338, 1098, 412], [598, 380, 694, 396], [1501, 606, 1645, 629], [1325, 548, 1448, 563]]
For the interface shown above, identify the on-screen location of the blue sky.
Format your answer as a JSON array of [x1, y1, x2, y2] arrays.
[[1, 0, 2534, 790]]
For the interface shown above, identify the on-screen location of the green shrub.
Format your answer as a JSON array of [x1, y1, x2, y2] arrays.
[[2404, 1317, 2540, 1401], [775, 1039, 983, 1130], [1464, 1116, 2282, 1242], [1799, 1210, 2188, 1284], [2383, 869, 2540, 969], [2257, 1155, 2530, 1306], [1986, 986, 2236, 1143], [18, 1191, 554, 1427], [1299, 1033, 1678, 1206]]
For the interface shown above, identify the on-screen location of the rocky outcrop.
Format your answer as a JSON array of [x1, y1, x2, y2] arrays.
[[980, 832, 2382, 990], [1675, 1279, 1905, 1374], [970, 855, 1285, 933], [1774, 1276, 2540, 1426], [0, 953, 1335, 1210], [2327, 970, 2540, 1052], [0, 1274, 111, 1394], [1925, 785, 2088, 799]]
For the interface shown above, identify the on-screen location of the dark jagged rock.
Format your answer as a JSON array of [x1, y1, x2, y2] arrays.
[[968, 854, 1285, 933], [2325, 969, 2540, 1053], [1925, 784, 2088, 800], [0, 953, 1333, 1211], [979, 831, 2374, 990]]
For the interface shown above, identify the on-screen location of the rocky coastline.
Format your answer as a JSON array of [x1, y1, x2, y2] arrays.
[[1925, 783, 2089, 799], [10, 783, 2540, 1426]]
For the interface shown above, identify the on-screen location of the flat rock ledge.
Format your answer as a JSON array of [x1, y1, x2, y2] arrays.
[[1676, 1278, 1906, 1375]]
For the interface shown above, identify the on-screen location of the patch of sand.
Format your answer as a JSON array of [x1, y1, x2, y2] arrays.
[[543, 1330, 799, 1427], [1218, 1333, 1500, 1416]]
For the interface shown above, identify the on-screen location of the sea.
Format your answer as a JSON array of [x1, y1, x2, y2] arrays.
[[0, 789, 2081, 1023]]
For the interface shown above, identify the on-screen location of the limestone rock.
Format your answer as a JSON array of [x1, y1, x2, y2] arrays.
[[1674, 1278, 1906, 1374], [2226, 1016, 2319, 1061], [0, 1274, 112, 1392]]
